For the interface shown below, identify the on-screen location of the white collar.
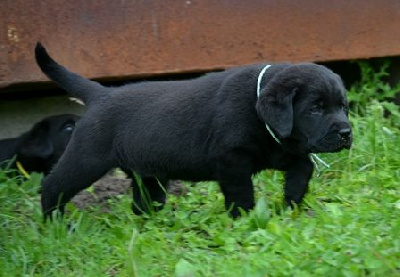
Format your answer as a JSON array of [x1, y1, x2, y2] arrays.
[[257, 65, 281, 144]]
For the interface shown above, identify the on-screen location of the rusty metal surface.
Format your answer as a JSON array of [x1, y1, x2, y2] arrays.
[[1, 0, 400, 92]]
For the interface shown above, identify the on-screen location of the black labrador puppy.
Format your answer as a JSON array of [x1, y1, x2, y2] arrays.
[[0, 114, 80, 175], [35, 43, 352, 219]]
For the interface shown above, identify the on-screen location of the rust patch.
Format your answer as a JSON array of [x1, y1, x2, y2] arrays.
[[1, 0, 400, 91]]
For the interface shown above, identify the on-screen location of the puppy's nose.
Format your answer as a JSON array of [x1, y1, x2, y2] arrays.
[[339, 128, 351, 139]]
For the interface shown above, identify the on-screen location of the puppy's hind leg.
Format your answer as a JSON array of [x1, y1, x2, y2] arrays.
[[124, 171, 168, 215], [41, 140, 113, 220], [216, 154, 255, 218]]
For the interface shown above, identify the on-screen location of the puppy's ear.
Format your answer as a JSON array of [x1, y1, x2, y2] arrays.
[[18, 127, 54, 159], [256, 86, 297, 139]]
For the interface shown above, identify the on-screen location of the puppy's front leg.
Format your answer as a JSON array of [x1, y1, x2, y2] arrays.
[[284, 157, 314, 206], [216, 155, 255, 218]]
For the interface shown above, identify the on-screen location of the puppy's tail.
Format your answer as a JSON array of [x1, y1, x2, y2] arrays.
[[35, 42, 108, 106]]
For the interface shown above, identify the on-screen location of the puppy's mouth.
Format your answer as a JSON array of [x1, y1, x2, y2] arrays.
[[310, 133, 352, 154]]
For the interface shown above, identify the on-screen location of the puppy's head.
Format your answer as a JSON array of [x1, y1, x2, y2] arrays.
[[256, 64, 352, 154], [17, 114, 80, 173]]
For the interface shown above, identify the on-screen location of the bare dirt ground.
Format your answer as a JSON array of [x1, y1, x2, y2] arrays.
[[71, 174, 187, 212]]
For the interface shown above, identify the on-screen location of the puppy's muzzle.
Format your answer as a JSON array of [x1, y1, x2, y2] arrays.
[[311, 124, 352, 153], [338, 127, 352, 149]]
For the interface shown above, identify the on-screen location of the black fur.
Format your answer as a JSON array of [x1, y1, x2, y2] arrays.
[[35, 43, 352, 219], [0, 114, 80, 175]]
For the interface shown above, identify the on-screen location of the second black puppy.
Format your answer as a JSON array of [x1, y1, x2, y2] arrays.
[[0, 114, 80, 175], [35, 43, 352, 218]]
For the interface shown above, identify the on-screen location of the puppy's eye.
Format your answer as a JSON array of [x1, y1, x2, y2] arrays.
[[62, 122, 75, 132], [310, 102, 323, 114]]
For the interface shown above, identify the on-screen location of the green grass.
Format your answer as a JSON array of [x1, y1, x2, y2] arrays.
[[1, 66, 399, 276]]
